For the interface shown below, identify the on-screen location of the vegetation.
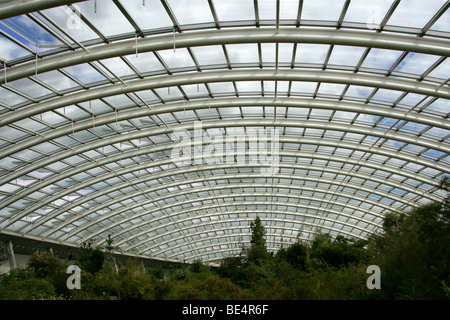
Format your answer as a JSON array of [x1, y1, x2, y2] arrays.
[[0, 177, 449, 300]]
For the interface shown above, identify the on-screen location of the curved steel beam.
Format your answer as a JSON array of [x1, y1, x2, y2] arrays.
[[2, 133, 444, 213], [1, 69, 449, 127], [2, 28, 449, 83], [2, 97, 449, 160], [1, 117, 448, 188], [110, 195, 379, 248], [83, 182, 391, 246], [24, 157, 422, 240], [11, 151, 431, 234], [124, 206, 370, 254], [76, 190, 381, 246], [144, 229, 319, 259]]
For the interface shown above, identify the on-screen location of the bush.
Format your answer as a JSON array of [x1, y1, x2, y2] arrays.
[[77, 242, 105, 275], [0, 268, 59, 300], [28, 250, 61, 279], [118, 260, 157, 300], [166, 272, 247, 300], [367, 200, 450, 299], [0, 241, 8, 266]]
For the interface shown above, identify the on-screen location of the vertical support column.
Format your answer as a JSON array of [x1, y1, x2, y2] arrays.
[[7, 241, 16, 270]]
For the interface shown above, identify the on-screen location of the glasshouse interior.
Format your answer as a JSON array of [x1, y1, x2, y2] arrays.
[[0, 0, 449, 301]]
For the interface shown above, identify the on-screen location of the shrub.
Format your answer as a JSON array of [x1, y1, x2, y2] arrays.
[[28, 250, 61, 279], [77, 242, 105, 275], [0, 268, 58, 300], [166, 272, 247, 300]]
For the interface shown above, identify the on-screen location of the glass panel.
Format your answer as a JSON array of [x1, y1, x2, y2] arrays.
[[430, 8, 450, 32], [213, 0, 255, 22], [345, 85, 374, 99], [236, 81, 261, 94], [157, 48, 196, 69], [387, 0, 446, 29], [120, 0, 172, 30], [279, 0, 300, 20], [36, 70, 79, 91], [75, 0, 135, 36], [0, 35, 30, 60], [318, 83, 346, 96], [0, 87, 29, 106], [63, 63, 106, 84], [191, 46, 227, 66], [98, 57, 135, 77], [344, 0, 394, 26], [395, 53, 441, 75], [226, 43, 259, 64], [208, 82, 235, 95], [294, 44, 329, 65], [261, 43, 294, 64], [127, 52, 165, 74], [6, 78, 53, 98], [258, 0, 277, 20], [301, 0, 346, 21], [41, 5, 98, 42], [167, 0, 214, 25], [328, 46, 366, 67], [362, 48, 403, 70], [2, 16, 62, 49], [427, 58, 450, 79], [371, 89, 404, 103]]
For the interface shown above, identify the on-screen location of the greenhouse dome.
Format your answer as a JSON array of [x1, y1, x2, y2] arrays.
[[0, 0, 449, 266]]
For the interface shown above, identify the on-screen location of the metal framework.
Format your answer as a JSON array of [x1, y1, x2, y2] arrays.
[[0, 0, 449, 264]]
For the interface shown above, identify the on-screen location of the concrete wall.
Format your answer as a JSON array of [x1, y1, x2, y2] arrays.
[[0, 254, 30, 275]]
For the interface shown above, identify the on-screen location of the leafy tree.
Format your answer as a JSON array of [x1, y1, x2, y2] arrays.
[[276, 241, 308, 270], [309, 233, 365, 268], [250, 216, 266, 247], [77, 242, 105, 275], [166, 271, 247, 300], [0, 268, 59, 300], [367, 178, 450, 299], [118, 259, 157, 300], [28, 250, 61, 279], [247, 216, 270, 265]]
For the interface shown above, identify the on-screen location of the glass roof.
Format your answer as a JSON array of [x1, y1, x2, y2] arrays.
[[0, 0, 449, 265]]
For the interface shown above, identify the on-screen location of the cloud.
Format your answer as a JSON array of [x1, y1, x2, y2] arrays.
[[0, 34, 29, 61], [386, 0, 446, 29]]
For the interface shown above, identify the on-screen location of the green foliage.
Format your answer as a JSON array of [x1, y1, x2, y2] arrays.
[[117, 260, 157, 300], [166, 272, 247, 300], [275, 242, 308, 270], [250, 216, 266, 247], [247, 216, 270, 265], [367, 199, 450, 300], [0, 241, 8, 265], [28, 250, 61, 279], [77, 242, 105, 275], [0, 268, 60, 300], [1, 186, 449, 300], [309, 233, 367, 268]]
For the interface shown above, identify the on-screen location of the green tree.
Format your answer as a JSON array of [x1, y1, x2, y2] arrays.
[[367, 178, 450, 299], [247, 216, 270, 265], [28, 250, 61, 279], [77, 242, 105, 275], [276, 241, 308, 270], [309, 233, 365, 268]]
